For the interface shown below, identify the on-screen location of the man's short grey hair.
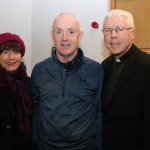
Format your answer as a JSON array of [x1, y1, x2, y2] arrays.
[[103, 9, 135, 28]]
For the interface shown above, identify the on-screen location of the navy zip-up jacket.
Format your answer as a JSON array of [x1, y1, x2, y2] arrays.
[[31, 48, 103, 150]]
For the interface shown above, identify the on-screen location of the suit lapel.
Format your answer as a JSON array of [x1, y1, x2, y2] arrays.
[[103, 45, 137, 112], [111, 49, 136, 101]]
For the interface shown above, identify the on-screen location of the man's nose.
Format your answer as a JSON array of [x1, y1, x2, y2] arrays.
[[62, 32, 69, 40], [110, 29, 117, 37]]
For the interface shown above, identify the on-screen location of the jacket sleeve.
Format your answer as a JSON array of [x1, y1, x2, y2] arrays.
[[94, 66, 104, 150], [30, 65, 40, 149], [144, 72, 150, 150]]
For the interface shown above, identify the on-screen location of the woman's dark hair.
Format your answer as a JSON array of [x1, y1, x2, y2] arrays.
[[0, 41, 23, 56]]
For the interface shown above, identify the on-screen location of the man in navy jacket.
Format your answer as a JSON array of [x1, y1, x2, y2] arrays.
[[31, 12, 103, 150]]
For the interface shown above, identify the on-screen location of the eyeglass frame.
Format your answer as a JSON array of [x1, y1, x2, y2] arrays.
[[101, 26, 133, 35]]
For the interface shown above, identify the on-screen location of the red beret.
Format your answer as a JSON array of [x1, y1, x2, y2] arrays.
[[0, 32, 26, 56]]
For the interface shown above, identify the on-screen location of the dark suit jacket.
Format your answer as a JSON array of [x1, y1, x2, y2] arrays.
[[101, 44, 150, 150]]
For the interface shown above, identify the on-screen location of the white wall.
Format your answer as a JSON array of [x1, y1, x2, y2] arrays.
[[0, 0, 32, 76], [31, 0, 110, 71], [0, 0, 110, 76]]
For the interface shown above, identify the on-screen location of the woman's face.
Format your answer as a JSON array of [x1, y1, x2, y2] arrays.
[[0, 49, 22, 72]]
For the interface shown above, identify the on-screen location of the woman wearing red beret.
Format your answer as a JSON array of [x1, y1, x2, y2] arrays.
[[0, 32, 32, 150]]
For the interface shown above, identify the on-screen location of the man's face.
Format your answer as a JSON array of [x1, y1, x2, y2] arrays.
[[103, 15, 135, 58], [51, 14, 83, 62]]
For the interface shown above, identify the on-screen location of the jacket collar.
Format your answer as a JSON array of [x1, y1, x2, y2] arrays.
[[52, 47, 84, 71]]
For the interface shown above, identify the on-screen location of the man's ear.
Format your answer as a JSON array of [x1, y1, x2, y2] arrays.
[[50, 31, 54, 42], [78, 31, 83, 43], [131, 28, 136, 40]]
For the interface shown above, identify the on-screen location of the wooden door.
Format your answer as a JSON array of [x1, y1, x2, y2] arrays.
[[110, 0, 150, 54]]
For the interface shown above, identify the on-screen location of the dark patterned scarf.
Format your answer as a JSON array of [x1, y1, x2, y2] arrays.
[[0, 63, 32, 140]]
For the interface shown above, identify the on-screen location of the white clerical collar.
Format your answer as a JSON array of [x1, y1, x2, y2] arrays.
[[114, 58, 121, 63]]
